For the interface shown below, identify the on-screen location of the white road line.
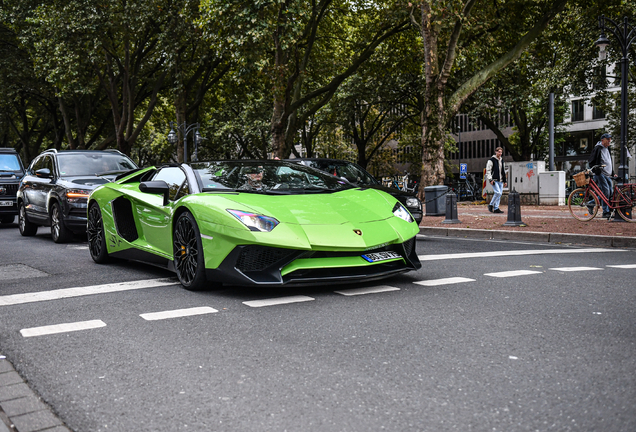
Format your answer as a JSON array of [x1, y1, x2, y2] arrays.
[[20, 320, 106, 338], [485, 270, 543, 278], [0, 278, 179, 307], [549, 267, 603, 272], [140, 307, 218, 321], [418, 248, 620, 261], [243, 296, 314, 308], [607, 264, 636, 269], [335, 286, 400, 296], [413, 277, 475, 287]]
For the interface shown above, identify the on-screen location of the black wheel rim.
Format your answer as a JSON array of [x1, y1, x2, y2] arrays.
[[88, 205, 103, 258], [173, 215, 198, 285]]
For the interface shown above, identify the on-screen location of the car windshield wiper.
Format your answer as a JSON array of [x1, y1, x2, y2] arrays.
[[96, 169, 130, 176], [289, 186, 338, 193]]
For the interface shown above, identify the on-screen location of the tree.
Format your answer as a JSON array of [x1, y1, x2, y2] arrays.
[[199, 0, 411, 159], [12, 0, 178, 155], [0, 20, 62, 162], [411, 0, 568, 196]]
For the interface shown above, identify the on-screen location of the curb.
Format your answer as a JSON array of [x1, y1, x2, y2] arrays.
[[0, 355, 71, 432], [419, 226, 636, 248]]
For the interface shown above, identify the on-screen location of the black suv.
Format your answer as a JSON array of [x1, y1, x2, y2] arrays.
[[17, 149, 138, 242], [0, 148, 26, 224], [290, 158, 423, 224]]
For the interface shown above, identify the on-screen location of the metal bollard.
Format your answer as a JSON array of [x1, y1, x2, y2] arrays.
[[442, 192, 461, 224], [504, 189, 526, 226]]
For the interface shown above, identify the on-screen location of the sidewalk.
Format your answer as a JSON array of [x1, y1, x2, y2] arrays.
[[418, 202, 636, 248]]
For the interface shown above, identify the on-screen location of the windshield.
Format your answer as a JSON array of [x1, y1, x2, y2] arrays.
[[303, 160, 379, 185], [0, 154, 23, 173], [57, 153, 138, 176], [191, 160, 354, 194]]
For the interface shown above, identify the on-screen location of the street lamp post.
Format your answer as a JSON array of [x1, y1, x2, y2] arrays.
[[167, 121, 203, 163], [595, 15, 636, 185]]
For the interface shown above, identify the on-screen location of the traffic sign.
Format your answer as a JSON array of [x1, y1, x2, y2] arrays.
[[460, 163, 467, 179]]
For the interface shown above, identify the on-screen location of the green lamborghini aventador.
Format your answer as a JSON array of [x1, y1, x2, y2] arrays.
[[87, 159, 421, 290]]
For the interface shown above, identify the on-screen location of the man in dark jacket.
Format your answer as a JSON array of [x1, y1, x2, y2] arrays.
[[485, 147, 507, 213], [588, 133, 616, 218]]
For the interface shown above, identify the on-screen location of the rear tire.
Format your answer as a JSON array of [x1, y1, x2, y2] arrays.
[[616, 185, 636, 223], [173, 212, 209, 291], [51, 202, 72, 243], [18, 202, 37, 236], [88, 202, 111, 263], [568, 188, 599, 221]]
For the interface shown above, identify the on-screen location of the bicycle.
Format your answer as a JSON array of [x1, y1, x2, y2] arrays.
[[568, 165, 636, 222]]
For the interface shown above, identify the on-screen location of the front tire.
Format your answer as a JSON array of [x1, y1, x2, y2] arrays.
[[88, 202, 111, 263], [18, 202, 38, 236], [568, 188, 599, 221], [172, 212, 207, 291], [51, 202, 72, 243], [173, 212, 208, 290]]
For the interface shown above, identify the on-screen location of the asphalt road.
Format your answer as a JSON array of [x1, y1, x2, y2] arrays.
[[1, 223, 635, 432]]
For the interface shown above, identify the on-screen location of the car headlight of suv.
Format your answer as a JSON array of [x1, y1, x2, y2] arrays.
[[405, 197, 421, 209], [66, 188, 91, 203], [392, 202, 414, 223], [227, 209, 279, 232]]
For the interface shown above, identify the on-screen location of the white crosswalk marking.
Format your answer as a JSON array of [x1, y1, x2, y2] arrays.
[[485, 270, 542, 278], [243, 296, 314, 308], [606, 264, 636, 269], [414, 277, 475, 287], [549, 267, 603, 272], [20, 320, 106, 338], [418, 248, 620, 261], [335, 286, 400, 296], [0, 278, 179, 306], [140, 307, 218, 321]]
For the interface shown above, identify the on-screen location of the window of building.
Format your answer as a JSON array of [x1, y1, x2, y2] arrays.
[[571, 100, 584, 122], [592, 105, 605, 119]]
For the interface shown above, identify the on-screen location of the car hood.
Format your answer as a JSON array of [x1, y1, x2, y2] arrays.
[[187, 188, 416, 249], [62, 176, 113, 188], [216, 188, 392, 224]]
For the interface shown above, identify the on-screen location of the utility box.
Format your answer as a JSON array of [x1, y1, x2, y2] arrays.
[[508, 161, 545, 194], [539, 171, 566, 205], [424, 185, 449, 216]]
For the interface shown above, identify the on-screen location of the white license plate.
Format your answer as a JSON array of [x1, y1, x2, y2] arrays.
[[362, 251, 401, 263], [0, 201, 13, 207]]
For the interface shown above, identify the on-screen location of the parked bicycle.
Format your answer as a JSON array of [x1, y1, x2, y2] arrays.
[[568, 165, 636, 222], [452, 173, 480, 202]]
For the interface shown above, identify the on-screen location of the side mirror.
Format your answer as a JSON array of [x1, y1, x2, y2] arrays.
[[139, 180, 170, 206], [35, 168, 52, 178]]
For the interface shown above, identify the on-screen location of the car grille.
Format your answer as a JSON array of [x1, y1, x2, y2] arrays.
[[0, 184, 18, 196], [236, 246, 299, 272], [233, 237, 418, 281], [68, 208, 87, 219]]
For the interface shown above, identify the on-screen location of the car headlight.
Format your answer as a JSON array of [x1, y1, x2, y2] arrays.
[[393, 202, 414, 223], [66, 188, 91, 203], [405, 197, 421, 209], [227, 209, 279, 232]]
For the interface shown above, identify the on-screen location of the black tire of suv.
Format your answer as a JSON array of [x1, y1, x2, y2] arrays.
[[18, 202, 37, 236], [50, 202, 72, 243]]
